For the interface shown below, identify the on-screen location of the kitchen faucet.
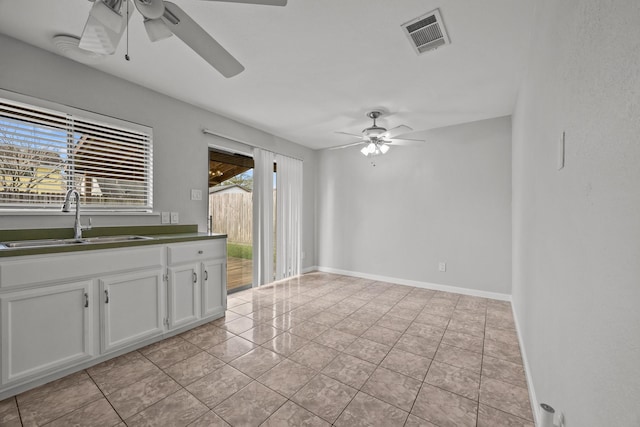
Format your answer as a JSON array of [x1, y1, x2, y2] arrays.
[[62, 189, 91, 240]]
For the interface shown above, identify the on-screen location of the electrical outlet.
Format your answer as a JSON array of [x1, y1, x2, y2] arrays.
[[170, 212, 179, 224], [438, 262, 447, 272], [191, 189, 202, 201], [161, 212, 170, 224]]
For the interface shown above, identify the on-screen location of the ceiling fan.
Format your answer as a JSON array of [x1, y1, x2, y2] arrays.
[[331, 111, 424, 156], [76, 0, 287, 78]]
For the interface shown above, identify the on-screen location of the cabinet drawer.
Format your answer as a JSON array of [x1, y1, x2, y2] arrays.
[[167, 240, 225, 265], [0, 246, 165, 289]]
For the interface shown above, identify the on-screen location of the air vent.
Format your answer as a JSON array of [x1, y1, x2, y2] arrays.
[[401, 8, 450, 55]]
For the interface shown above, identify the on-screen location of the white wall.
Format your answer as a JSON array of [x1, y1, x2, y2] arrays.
[[0, 34, 317, 270], [512, 1, 640, 426], [317, 116, 512, 296]]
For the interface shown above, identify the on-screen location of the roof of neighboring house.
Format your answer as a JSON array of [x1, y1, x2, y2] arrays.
[[209, 184, 250, 194]]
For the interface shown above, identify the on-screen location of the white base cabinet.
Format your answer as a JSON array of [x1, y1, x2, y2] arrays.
[[0, 237, 227, 399], [166, 241, 227, 330], [100, 269, 164, 353], [0, 281, 93, 385]]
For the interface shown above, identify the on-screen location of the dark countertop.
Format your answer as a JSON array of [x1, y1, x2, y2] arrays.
[[0, 225, 226, 258]]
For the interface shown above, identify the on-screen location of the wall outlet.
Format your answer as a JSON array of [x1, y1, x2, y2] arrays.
[[170, 212, 179, 224], [438, 262, 447, 272], [161, 212, 170, 224], [191, 189, 202, 201]]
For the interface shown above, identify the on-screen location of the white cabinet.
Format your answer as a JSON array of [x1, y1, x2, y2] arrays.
[[202, 259, 226, 317], [0, 281, 93, 385], [167, 264, 199, 329], [100, 269, 164, 353], [167, 240, 226, 329]]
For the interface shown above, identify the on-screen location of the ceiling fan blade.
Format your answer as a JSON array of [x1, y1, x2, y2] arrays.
[[200, 0, 287, 5], [382, 125, 413, 140], [386, 138, 425, 146], [335, 131, 364, 139], [327, 141, 365, 150], [161, 2, 245, 78]]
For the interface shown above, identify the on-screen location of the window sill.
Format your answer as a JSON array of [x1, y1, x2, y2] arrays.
[[0, 211, 159, 217]]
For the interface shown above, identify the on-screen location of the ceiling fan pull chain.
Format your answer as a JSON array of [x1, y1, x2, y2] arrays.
[[125, 0, 131, 61]]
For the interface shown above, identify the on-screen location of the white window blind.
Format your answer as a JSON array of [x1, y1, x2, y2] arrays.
[[0, 97, 152, 211]]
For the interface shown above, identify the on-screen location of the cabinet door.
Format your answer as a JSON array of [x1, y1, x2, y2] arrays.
[[0, 281, 93, 385], [100, 269, 164, 353], [202, 258, 226, 318], [168, 264, 199, 329]]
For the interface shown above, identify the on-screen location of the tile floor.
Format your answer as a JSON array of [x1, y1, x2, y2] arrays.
[[0, 272, 535, 427]]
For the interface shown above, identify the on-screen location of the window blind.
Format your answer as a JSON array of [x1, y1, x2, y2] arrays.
[[0, 97, 152, 211]]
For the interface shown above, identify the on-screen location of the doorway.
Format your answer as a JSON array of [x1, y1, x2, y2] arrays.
[[208, 149, 254, 293]]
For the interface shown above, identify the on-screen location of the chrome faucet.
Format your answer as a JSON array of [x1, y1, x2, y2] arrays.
[[62, 189, 91, 240]]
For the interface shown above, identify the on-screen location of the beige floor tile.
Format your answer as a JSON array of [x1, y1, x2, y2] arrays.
[[335, 392, 408, 427], [89, 353, 161, 395], [125, 389, 208, 427], [360, 325, 403, 346], [239, 324, 282, 345], [482, 355, 527, 388], [44, 398, 121, 427], [313, 328, 358, 351], [288, 321, 329, 340], [425, 361, 481, 401], [261, 400, 330, 427], [480, 377, 534, 421], [183, 327, 235, 350], [380, 348, 432, 381], [220, 316, 256, 334], [412, 384, 478, 427], [257, 359, 317, 397], [206, 336, 257, 362], [17, 371, 89, 405], [485, 326, 520, 346], [211, 311, 243, 327], [229, 347, 283, 378], [18, 375, 103, 426], [333, 317, 371, 336], [291, 374, 357, 423], [214, 381, 287, 426], [375, 314, 413, 332], [404, 414, 439, 426], [405, 322, 446, 340], [484, 338, 523, 365], [361, 367, 421, 412], [309, 311, 345, 327], [447, 318, 485, 338], [186, 365, 252, 408], [144, 338, 202, 369], [139, 335, 184, 356], [0, 397, 20, 425], [413, 311, 451, 329], [344, 337, 391, 364], [289, 342, 339, 370], [321, 353, 377, 389], [434, 344, 483, 373], [386, 305, 421, 321], [440, 330, 484, 354], [394, 334, 439, 359], [106, 370, 181, 419], [477, 404, 535, 427], [187, 410, 230, 427], [228, 302, 257, 315], [262, 331, 309, 356], [164, 351, 226, 386]]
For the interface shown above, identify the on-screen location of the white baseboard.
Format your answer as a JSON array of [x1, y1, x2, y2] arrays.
[[314, 266, 511, 301], [302, 265, 319, 274], [511, 301, 540, 426]]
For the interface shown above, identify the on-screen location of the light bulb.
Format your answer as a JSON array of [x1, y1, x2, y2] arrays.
[[360, 146, 369, 156], [367, 142, 376, 154], [379, 144, 389, 154]]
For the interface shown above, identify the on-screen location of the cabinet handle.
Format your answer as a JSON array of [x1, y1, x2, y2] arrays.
[[204, 270, 208, 281], [192, 272, 198, 283], [104, 290, 109, 304], [84, 292, 89, 308]]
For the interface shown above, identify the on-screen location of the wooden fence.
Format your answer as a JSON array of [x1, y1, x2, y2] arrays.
[[209, 193, 253, 244]]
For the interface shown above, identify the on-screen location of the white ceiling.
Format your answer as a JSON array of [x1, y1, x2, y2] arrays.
[[0, 0, 535, 150]]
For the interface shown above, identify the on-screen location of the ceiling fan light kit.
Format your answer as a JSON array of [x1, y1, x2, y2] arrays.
[[79, 0, 132, 55], [144, 17, 172, 41]]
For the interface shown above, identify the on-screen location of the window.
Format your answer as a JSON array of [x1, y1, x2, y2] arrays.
[[0, 96, 152, 211]]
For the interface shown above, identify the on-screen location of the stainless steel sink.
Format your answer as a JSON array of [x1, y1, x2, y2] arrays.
[[0, 235, 153, 249], [0, 238, 87, 249], [82, 235, 153, 243]]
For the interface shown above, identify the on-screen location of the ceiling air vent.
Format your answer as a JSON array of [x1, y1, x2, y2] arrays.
[[401, 8, 450, 55]]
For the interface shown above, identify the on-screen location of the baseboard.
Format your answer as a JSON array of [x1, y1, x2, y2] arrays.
[[511, 300, 540, 426], [315, 266, 511, 301], [301, 265, 319, 274]]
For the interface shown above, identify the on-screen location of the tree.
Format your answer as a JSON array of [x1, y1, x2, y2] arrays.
[[222, 172, 253, 192]]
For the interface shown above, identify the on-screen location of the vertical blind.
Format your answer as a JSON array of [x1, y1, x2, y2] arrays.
[[0, 97, 152, 211]]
